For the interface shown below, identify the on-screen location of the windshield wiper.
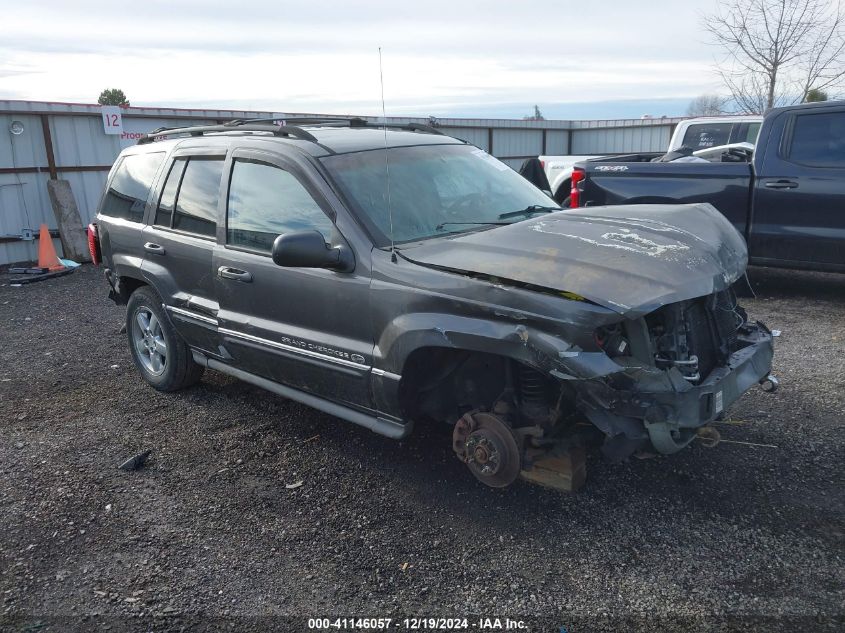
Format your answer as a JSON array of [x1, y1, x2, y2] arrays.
[[433, 205, 558, 232], [434, 221, 509, 231], [497, 205, 559, 220]]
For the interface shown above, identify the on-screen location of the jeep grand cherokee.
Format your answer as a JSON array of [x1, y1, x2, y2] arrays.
[[89, 117, 776, 491]]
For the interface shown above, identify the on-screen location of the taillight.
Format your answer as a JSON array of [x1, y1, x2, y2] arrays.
[[569, 167, 585, 208], [539, 159, 545, 168], [87, 222, 101, 265]]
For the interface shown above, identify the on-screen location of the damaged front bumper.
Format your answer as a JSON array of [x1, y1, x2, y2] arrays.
[[579, 322, 774, 455]]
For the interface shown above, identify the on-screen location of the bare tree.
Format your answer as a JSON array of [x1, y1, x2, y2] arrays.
[[704, 0, 845, 114], [687, 93, 729, 116]]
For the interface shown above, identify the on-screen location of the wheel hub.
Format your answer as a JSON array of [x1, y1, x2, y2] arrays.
[[452, 411, 521, 487], [466, 433, 500, 474]]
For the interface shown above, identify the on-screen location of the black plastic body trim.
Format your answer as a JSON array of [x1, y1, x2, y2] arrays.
[[192, 352, 410, 440]]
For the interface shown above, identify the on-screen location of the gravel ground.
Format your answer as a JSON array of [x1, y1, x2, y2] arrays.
[[0, 264, 842, 632]]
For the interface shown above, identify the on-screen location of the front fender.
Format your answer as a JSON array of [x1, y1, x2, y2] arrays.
[[372, 312, 622, 418]]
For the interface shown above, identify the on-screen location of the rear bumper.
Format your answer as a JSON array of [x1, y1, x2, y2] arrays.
[[644, 322, 774, 453]]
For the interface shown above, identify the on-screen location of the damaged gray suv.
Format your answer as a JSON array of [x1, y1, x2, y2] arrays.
[[90, 117, 775, 491]]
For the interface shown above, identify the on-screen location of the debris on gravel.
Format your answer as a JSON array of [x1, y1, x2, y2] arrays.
[[117, 449, 152, 471]]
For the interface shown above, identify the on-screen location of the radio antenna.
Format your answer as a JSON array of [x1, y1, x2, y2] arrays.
[[378, 47, 396, 262]]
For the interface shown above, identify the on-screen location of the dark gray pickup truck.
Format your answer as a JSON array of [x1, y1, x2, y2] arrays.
[[89, 117, 775, 492], [571, 100, 845, 273]]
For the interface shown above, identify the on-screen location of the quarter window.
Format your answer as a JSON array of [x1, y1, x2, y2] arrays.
[[226, 160, 333, 253], [171, 158, 224, 237], [101, 152, 165, 222], [788, 112, 845, 167]]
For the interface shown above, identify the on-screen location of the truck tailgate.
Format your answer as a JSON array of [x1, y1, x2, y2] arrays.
[[582, 162, 753, 236]]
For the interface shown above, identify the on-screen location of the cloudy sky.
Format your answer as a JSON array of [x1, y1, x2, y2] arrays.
[[0, 0, 726, 119]]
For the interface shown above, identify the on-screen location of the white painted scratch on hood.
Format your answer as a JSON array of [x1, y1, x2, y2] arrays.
[[531, 222, 690, 258]]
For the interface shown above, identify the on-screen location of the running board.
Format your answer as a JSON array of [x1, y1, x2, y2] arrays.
[[192, 351, 411, 440]]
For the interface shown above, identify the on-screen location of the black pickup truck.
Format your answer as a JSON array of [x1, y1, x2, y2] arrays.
[[571, 101, 845, 273]]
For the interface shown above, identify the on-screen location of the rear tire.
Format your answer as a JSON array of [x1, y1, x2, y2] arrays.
[[126, 286, 204, 391], [554, 181, 571, 207]]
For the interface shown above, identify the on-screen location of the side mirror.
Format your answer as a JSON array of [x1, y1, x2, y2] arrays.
[[271, 230, 354, 272]]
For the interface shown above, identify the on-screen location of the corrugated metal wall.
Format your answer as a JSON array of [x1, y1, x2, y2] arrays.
[[569, 118, 676, 154], [570, 125, 674, 153], [1, 111, 52, 265], [0, 100, 684, 265], [440, 127, 488, 151]]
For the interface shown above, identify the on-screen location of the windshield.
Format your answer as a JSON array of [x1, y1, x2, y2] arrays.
[[321, 144, 557, 245]]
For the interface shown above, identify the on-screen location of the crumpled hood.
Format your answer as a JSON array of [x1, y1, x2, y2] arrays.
[[401, 203, 748, 318]]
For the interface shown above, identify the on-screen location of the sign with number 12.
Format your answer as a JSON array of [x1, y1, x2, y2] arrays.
[[101, 106, 123, 135]]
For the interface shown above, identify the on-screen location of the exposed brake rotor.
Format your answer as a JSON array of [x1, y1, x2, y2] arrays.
[[452, 411, 522, 488]]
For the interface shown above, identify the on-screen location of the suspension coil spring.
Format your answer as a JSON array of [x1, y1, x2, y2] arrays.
[[519, 365, 547, 412]]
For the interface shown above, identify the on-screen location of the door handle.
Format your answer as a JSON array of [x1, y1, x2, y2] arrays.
[[143, 242, 166, 255], [764, 179, 799, 189], [217, 266, 253, 282]]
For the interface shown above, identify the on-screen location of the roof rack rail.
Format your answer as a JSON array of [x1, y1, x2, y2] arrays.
[[137, 116, 449, 146], [137, 122, 318, 145], [218, 116, 447, 136], [226, 116, 362, 126]]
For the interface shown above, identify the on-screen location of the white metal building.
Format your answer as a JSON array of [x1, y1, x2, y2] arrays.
[[0, 100, 684, 265]]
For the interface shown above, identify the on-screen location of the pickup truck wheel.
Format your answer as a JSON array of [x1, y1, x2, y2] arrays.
[[554, 181, 571, 207], [126, 287, 204, 392]]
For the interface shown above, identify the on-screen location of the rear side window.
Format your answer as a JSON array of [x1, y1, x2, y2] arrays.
[[154, 159, 187, 227], [101, 152, 165, 222], [787, 112, 845, 167], [152, 157, 223, 237], [681, 123, 732, 149], [226, 160, 333, 253]]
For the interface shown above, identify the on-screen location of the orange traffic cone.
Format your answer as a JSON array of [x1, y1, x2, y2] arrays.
[[37, 224, 65, 271]]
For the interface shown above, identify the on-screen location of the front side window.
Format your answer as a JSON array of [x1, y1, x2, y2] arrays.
[[227, 160, 333, 253], [321, 144, 556, 245], [101, 152, 165, 222], [788, 112, 845, 167], [171, 158, 224, 237]]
